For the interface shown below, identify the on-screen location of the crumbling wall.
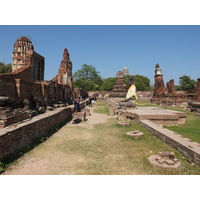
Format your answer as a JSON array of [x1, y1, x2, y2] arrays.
[[194, 78, 200, 101], [0, 76, 72, 107], [0, 76, 19, 99], [0, 107, 72, 162]]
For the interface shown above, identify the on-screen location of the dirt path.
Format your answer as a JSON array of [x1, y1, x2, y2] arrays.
[[2, 106, 112, 175]]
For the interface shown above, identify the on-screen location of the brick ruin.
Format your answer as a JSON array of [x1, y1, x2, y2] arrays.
[[150, 64, 165, 104], [0, 37, 80, 127], [193, 78, 200, 101], [109, 71, 128, 100], [166, 79, 175, 95], [52, 48, 73, 87], [12, 37, 44, 82], [151, 63, 200, 109], [152, 64, 165, 96], [188, 78, 200, 114]]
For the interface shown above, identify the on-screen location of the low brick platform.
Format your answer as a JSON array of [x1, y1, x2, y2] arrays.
[[126, 107, 187, 125], [0, 107, 72, 162], [0, 110, 32, 128], [73, 111, 86, 121], [139, 119, 200, 165]]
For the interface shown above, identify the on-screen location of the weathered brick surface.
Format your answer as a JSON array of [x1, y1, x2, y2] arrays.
[[0, 76, 73, 107], [139, 120, 200, 165], [153, 64, 165, 98], [73, 111, 86, 121], [194, 78, 200, 101], [12, 37, 45, 82], [166, 79, 175, 95], [110, 71, 128, 98], [0, 107, 72, 161]]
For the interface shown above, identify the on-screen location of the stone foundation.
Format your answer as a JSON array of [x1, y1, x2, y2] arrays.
[[73, 111, 86, 121]]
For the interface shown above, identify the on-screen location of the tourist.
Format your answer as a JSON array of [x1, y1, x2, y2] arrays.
[[88, 96, 93, 107], [77, 97, 81, 112], [73, 98, 78, 112], [73, 97, 81, 112], [94, 96, 97, 103]]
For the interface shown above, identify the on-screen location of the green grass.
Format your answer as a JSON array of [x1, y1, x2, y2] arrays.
[[3, 101, 200, 175], [93, 101, 110, 115], [55, 114, 200, 174], [165, 112, 200, 143], [137, 101, 160, 107], [138, 100, 200, 144]]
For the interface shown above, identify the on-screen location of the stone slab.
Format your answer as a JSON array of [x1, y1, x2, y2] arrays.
[[126, 107, 186, 125]]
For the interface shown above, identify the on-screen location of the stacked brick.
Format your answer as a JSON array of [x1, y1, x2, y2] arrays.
[[194, 78, 200, 101], [153, 64, 165, 98], [109, 71, 128, 98]]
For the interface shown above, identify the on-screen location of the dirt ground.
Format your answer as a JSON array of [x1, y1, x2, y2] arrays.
[[2, 105, 112, 175]]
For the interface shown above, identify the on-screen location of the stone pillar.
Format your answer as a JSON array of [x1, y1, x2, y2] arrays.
[[153, 64, 165, 97], [166, 79, 175, 95]]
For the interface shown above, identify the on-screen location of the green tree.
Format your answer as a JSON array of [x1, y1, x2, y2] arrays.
[[0, 62, 12, 73], [73, 64, 103, 91], [177, 75, 197, 91], [99, 77, 116, 91], [124, 75, 151, 91]]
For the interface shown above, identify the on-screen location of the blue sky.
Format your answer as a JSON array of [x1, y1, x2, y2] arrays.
[[1, 25, 200, 85]]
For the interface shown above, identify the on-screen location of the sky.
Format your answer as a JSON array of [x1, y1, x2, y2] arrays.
[[1, 25, 200, 86]]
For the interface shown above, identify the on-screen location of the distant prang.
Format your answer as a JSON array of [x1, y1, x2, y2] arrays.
[[123, 66, 129, 76]]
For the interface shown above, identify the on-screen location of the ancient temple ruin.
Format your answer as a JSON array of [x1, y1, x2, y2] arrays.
[[188, 78, 200, 114], [123, 66, 129, 76], [109, 71, 128, 99], [12, 37, 45, 82], [193, 78, 200, 101], [53, 48, 73, 87], [166, 79, 175, 95], [0, 37, 76, 127], [150, 64, 166, 104], [153, 64, 165, 97]]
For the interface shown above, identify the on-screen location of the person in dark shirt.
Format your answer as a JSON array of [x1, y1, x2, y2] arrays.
[[77, 97, 81, 112], [73, 98, 78, 112], [88, 96, 93, 107]]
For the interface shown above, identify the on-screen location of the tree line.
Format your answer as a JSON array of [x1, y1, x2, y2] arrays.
[[0, 62, 197, 91], [73, 64, 197, 91], [0, 62, 12, 73], [73, 64, 152, 91]]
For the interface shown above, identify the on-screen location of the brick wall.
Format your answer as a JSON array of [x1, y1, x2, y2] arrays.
[[0, 76, 73, 107], [0, 76, 19, 99], [0, 107, 72, 161]]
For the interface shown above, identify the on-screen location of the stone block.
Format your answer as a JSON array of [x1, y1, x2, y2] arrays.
[[73, 111, 86, 121], [82, 108, 91, 116], [158, 159, 165, 165], [165, 159, 175, 166]]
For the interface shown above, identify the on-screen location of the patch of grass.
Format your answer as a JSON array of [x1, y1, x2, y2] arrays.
[[137, 101, 157, 107], [138, 100, 200, 144], [4, 101, 200, 175], [165, 112, 200, 143], [93, 102, 110, 115], [56, 117, 200, 175]]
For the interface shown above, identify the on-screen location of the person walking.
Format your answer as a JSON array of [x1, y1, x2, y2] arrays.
[[88, 96, 93, 107]]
